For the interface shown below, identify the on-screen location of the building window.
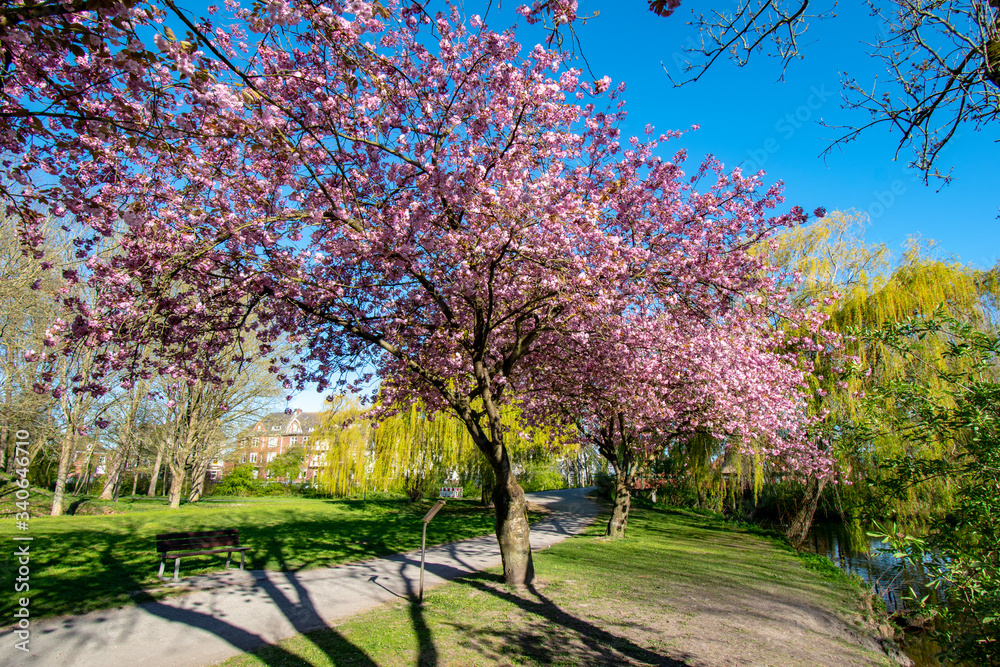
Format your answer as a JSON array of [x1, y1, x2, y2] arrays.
[[240, 454, 246, 463], [268, 437, 278, 448], [290, 436, 298, 445], [303, 436, 309, 443], [249, 452, 258, 463], [266, 452, 276, 462]]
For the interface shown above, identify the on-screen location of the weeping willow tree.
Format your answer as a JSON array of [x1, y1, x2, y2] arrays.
[[314, 398, 572, 502], [771, 210, 1000, 541], [652, 431, 772, 517]]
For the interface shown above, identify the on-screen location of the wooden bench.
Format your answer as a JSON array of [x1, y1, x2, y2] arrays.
[[155, 529, 251, 581]]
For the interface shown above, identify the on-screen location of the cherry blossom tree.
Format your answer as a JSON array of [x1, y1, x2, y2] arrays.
[[5, 0, 827, 583], [515, 251, 836, 538]]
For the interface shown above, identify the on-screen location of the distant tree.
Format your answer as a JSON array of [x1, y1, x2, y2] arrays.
[[266, 445, 305, 483], [146, 348, 277, 508]]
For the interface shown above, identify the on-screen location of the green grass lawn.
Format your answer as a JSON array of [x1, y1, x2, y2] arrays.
[[215, 505, 896, 667], [0, 495, 514, 620]]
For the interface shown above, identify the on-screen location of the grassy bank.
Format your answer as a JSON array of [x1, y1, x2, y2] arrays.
[[218, 505, 902, 667], [0, 496, 516, 620]]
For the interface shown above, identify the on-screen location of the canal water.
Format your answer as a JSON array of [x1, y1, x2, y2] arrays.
[[802, 523, 950, 667], [803, 522, 937, 612]]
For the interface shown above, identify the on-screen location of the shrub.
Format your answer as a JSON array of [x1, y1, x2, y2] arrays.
[[210, 465, 262, 497]]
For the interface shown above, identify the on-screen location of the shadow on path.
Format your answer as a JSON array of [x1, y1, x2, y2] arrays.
[[450, 572, 692, 667]]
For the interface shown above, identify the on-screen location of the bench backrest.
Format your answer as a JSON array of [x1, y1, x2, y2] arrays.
[[156, 529, 240, 553]]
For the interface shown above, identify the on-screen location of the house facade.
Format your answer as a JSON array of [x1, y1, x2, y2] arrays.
[[227, 410, 329, 482]]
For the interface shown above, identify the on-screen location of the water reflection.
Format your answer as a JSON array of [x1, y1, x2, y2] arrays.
[[804, 522, 938, 613], [802, 523, 949, 667]]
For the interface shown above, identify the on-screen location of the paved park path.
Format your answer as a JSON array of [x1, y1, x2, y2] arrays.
[[4, 488, 598, 667]]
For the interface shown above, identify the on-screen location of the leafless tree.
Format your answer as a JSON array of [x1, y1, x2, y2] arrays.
[[661, 0, 1000, 184]]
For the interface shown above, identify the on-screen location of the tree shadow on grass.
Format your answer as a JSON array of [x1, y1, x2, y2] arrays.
[[450, 572, 692, 666], [16, 531, 379, 667], [2, 503, 496, 620], [398, 562, 439, 667]]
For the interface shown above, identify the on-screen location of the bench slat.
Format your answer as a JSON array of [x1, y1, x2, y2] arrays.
[[160, 546, 251, 559], [157, 537, 239, 551], [156, 529, 239, 540], [154, 529, 250, 581]]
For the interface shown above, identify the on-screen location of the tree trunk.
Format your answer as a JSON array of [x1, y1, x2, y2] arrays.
[[167, 459, 186, 509], [50, 432, 75, 516], [188, 456, 210, 502], [786, 475, 829, 544], [480, 465, 495, 507], [606, 448, 638, 538], [98, 445, 129, 500], [146, 449, 162, 496], [74, 451, 93, 496], [492, 466, 534, 586], [0, 364, 13, 473], [130, 457, 140, 497]]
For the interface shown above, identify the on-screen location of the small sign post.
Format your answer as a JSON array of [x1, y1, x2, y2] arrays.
[[419, 499, 446, 603]]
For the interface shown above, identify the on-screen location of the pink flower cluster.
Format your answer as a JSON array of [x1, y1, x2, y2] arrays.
[[3, 0, 834, 475]]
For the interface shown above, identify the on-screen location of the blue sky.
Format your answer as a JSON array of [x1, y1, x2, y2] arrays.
[[542, 2, 999, 269], [270, 1, 999, 411]]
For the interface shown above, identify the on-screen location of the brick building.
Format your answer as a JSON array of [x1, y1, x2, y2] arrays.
[[228, 410, 328, 482]]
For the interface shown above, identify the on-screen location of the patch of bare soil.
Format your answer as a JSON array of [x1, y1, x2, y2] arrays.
[[446, 572, 910, 667]]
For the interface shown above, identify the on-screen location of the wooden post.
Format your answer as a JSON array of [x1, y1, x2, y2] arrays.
[[418, 499, 446, 603], [419, 520, 427, 602]]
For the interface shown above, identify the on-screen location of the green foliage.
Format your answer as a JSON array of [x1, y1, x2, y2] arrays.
[[593, 471, 614, 499], [210, 465, 262, 497], [520, 459, 567, 492], [266, 446, 305, 482], [858, 316, 1000, 664]]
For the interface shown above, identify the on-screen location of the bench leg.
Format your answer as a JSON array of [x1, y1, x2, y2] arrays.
[[225, 550, 232, 570], [240, 550, 245, 570], [159, 559, 166, 580], [174, 558, 181, 581]]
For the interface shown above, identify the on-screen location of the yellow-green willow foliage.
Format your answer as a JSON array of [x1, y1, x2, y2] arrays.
[[311, 397, 373, 497], [773, 210, 995, 415], [313, 398, 575, 500], [662, 431, 769, 513], [770, 210, 1000, 525]]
